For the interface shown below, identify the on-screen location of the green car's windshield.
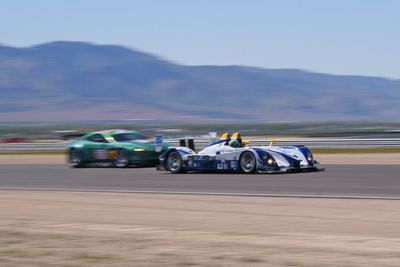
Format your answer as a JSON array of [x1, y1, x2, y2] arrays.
[[112, 133, 147, 142]]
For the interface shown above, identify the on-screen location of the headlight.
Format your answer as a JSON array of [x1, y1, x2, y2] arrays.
[[307, 153, 313, 162], [263, 154, 276, 165], [133, 148, 145, 152]]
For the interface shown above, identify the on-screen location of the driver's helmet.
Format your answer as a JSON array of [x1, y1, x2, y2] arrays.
[[229, 139, 239, 147]]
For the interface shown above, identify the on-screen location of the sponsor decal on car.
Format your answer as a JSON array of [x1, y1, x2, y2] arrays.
[[155, 134, 163, 152], [94, 149, 108, 160], [109, 150, 118, 159], [231, 160, 237, 169]]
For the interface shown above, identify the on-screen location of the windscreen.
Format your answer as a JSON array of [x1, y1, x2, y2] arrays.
[[112, 133, 147, 142]]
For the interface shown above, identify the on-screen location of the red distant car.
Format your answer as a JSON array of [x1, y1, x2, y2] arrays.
[[0, 137, 26, 143]]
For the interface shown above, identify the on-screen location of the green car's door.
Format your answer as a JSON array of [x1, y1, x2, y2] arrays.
[[84, 133, 112, 162]]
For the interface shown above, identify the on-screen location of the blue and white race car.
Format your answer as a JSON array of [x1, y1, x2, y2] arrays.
[[158, 133, 324, 174]]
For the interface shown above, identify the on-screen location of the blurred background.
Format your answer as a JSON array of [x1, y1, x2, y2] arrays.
[[1, 0, 400, 148]]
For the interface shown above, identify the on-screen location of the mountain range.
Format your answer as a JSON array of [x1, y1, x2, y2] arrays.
[[0, 41, 399, 122]]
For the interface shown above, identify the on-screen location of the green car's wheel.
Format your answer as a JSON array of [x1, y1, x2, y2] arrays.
[[239, 151, 256, 174], [167, 151, 185, 173], [68, 149, 83, 168], [113, 149, 130, 168]]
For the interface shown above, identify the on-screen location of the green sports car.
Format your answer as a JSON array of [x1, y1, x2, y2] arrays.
[[67, 129, 168, 168]]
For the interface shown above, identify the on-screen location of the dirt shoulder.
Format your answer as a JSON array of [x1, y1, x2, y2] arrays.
[[0, 154, 65, 164], [1, 190, 400, 266], [0, 153, 399, 164]]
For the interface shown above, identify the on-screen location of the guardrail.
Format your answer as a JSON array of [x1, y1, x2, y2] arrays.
[[0, 142, 71, 151], [2, 138, 400, 151]]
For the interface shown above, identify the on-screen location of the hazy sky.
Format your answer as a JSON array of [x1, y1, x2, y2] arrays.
[[1, 0, 399, 78]]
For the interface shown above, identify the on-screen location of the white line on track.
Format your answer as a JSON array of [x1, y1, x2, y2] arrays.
[[1, 187, 400, 200]]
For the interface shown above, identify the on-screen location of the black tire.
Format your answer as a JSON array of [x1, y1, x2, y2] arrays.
[[239, 151, 257, 174], [68, 149, 83, 168], [113, 149, 130, 168], [167, 151, 185, 173]]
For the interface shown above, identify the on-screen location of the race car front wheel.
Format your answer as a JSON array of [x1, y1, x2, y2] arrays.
[[113, 150, 130, 168], [239, 151, 256, 174], [68, 149, 82, 168], [167, 151, 184, 173]]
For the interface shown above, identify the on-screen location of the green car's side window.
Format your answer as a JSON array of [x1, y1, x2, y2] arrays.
[[88, 134, 108, 143]]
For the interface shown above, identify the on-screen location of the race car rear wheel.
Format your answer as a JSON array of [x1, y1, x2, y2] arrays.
[[113, 150, 130, 168], [239, 151, 256, 174], [167, 151, 184, 173], [68, 149, 82, 168]]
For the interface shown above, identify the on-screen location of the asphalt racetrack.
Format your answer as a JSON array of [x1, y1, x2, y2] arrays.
[[0, 164, 399, 198]]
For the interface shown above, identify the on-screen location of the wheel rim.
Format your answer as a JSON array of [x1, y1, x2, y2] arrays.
[[115, 151, 129, 167], [240, 153, 255, 172], [69, 150, 81, 166], [168, 152, 181, 172]]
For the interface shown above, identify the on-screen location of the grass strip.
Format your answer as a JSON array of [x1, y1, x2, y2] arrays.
[[312, 148, 400, 154]]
